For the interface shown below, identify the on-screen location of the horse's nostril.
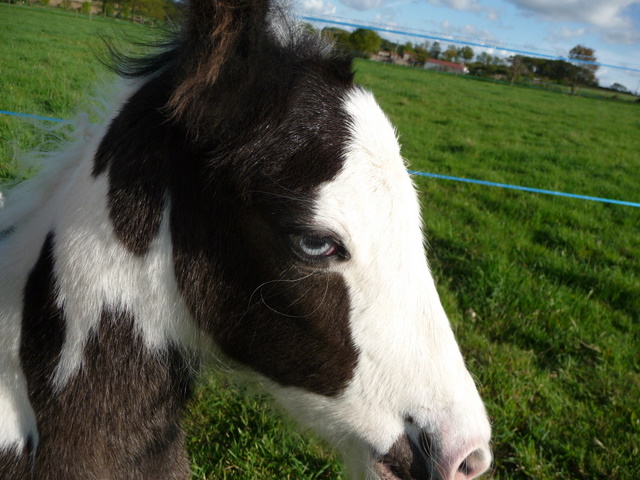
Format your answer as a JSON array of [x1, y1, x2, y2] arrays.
[[456, 448, 489, 479], [458, 456, 472, 475]]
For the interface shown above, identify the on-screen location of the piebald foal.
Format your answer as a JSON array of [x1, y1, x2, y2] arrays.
[[0, 1, 491, 478]]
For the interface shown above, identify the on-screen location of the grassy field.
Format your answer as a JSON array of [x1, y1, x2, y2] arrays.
[[2, 5, 639, 479], [0, 3, 156, 183]]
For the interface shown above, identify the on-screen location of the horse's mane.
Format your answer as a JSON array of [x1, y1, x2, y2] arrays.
[[107, 0, 345, 125]]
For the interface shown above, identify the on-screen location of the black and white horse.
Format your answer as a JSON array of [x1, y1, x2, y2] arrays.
[[0, 1, 491, 478]]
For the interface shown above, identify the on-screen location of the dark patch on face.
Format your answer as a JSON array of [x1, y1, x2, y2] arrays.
[[95, 31, 360, 397], [167, 60, 360, 396]]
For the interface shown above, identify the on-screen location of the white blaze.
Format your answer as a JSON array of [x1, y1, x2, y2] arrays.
[[271, 87, 490, 476]]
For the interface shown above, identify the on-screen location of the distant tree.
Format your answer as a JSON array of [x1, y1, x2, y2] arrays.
[[398, 42, 415, 57], [140, 0, 167, 21], [508, 55, 530, 85], [380, 38, 398, 52], [349, 28, 382, 57], [568, 45, 599, 93], [413, 45, 429, 64], [535, 58, 574, 85], [429, 41, 441, 60], [322, 27, 353, 52], [116, 0, 175, 23], [442, 45, 458, 63], [457, 46, 474, 64], [466, 62, 483, 76], [80, 1, 91, 14], [301, 23, 317, 36], [494, 54, 600, 87], [121, 0, 144, 20], [102, 0, 115, 15], [610, 83, 628, 93], [476, 51, 492, 66]]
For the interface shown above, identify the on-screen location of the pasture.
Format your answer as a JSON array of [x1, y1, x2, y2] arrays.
[[1, 4, 639, 479]]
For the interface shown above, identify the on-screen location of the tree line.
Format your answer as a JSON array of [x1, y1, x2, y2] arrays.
[[31, 5, 608, 93], [473, 46, 599, 93], [318, 26, 601, 93], [36, 0, 180, 23], [100, 0, 179, 22]]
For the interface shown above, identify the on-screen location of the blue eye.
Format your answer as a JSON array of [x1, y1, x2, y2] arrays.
[[290, 234, 345, 260]]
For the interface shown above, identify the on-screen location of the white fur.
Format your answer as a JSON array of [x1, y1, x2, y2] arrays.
[[268, 88, 491, 478], [0, 330, 38, 454], [49, 158, 210, 388]]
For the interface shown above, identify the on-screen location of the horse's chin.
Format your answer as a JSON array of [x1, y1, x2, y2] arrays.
[[372, 459, 408, 480], [368, 435, 432, 480]]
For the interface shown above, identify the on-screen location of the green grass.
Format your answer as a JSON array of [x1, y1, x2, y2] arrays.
[[0, 3, 157, 182], [2, 6, 640, 479], [184, 374, 342, 479]]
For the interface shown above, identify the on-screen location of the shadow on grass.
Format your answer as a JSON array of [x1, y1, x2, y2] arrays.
[[184, 374, 342, 480]]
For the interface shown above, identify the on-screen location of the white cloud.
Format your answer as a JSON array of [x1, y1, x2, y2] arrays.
[[547, 26, 587, 42], [434, 19, 499, 44], [428, 0, 482, 11], [506, 0, 635, 28], [372, 15, 413, 43], [299, 0, 338, 14], [374, 9, 399, 24], [340, 0, 387, 10], [461, 23, 499, 42], [596, 67, 640, 92], [426, 0, 501, 20], [506, 0, 640, 44], [600, 27, 640, 45]]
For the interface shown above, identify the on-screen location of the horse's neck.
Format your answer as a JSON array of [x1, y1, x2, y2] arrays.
[[21, 302, 195, 479], [19, 226, 198, 477], [0, 127, 104, 455], [6, 120, 208, 379], [1, 113, 206, 477]]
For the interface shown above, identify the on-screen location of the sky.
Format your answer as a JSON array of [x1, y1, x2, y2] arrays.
[[293, 0, 640, 91]]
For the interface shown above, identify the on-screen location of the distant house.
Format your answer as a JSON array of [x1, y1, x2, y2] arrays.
[[371, 50, 416, 67], [49, 0, 100, 13], [423, 58, 469, 74]]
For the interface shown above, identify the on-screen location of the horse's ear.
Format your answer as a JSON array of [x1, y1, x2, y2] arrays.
[[169, 0, 270, 119]]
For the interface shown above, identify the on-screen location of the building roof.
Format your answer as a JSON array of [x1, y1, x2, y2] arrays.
[[425, 58, 466, 70]]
